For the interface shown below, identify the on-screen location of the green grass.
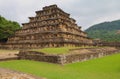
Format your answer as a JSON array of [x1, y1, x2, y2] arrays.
[[31, 46, 98, 54], [0, 53, 120, 79], [34, 47, 70, 54]]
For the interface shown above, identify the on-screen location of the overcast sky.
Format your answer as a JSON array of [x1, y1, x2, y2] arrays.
[[0, 0, 120, 30]]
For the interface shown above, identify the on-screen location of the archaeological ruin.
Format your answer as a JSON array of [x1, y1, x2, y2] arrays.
[[0, 5, 120, 64], [18, 47, 120, 64], [1, 4, 93, 49]]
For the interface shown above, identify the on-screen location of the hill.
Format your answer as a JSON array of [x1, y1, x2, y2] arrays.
[[85, 20, 120, 42], [0, 15, 21, 42]]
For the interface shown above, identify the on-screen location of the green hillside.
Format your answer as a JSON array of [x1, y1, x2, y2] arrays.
[[85, 20, 120, 42], [0, 15, 21, 42]]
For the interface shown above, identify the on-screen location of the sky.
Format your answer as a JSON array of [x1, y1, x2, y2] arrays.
[[0, 0, 120, 30]]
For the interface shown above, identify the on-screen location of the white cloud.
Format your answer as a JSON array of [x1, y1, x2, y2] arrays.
[[0, 0, 120, 30], [93, 13, 120, 24]]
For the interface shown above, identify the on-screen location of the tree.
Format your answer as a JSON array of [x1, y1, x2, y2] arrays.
[[0, 15, 21, 42]]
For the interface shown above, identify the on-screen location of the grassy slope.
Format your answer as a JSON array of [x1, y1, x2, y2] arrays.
[[0, 53, 120, 79]]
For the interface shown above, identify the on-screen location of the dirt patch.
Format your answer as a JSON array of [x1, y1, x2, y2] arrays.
[[0, 50, 19, 60], [0, 68, 46, 79]]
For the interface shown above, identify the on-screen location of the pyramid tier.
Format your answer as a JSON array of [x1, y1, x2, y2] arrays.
[[5, 4, 93, 49]]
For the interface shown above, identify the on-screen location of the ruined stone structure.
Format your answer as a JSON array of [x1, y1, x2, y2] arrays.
[[18, 47, 120, 64], [101, 42, 120, 47], [3, 5, 93, 49]]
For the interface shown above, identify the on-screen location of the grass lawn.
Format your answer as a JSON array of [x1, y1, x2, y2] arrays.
[[30, 46, 98, 54], [0, 53, 120, 79]]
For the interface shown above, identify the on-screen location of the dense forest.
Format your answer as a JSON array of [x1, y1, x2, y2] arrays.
[[85, 20, 120, 42], [0, 15, 21, 42]]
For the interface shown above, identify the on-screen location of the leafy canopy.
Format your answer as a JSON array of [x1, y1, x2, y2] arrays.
[[0, 15, 21, 42]]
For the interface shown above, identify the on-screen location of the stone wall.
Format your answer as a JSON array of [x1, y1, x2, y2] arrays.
[[18, 47, 120, 64], [0, 43, 4, 49], [65, 47, 120, 64], [101, 42, 120, 47], [18, 51, 61, 64]]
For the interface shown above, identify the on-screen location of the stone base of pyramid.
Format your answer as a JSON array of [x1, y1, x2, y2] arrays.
[[18, 47, 120, 64]]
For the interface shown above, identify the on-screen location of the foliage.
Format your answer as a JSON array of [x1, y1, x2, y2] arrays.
[[0, 53, 120, 79], [0, 15, 21, 42], [85, 20, 120, 42]]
